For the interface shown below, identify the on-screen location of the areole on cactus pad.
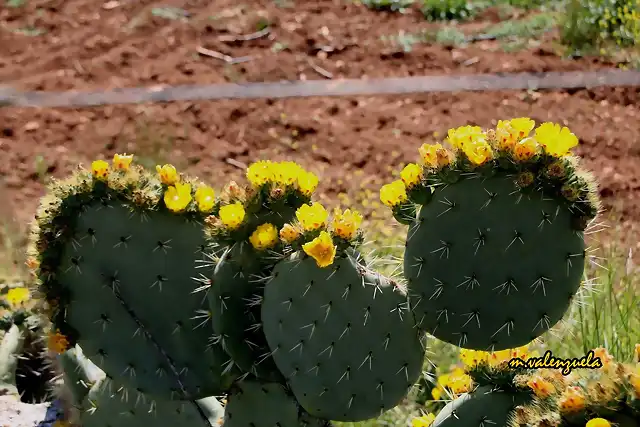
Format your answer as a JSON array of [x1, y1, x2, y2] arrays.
[[381, 118, 601, 351]]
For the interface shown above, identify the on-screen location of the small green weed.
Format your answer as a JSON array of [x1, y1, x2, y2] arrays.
[[360, 0, 415, 12], [561, 0, 640, 54], [421, 0, 478, 21]]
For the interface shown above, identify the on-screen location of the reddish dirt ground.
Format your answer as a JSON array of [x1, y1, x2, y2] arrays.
[[0, 0, 639, 257]]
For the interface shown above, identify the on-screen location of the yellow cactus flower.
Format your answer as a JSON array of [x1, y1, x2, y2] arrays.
[[5, 287, 30, 308], [274, 161, 302, 186], [401, 163, 423, 188], [195, 185, 216, 213], [488, 348, 515, 366], [332, 208, 363, 240], [510, 345, 530, 359], [246, 160, 274, 187], [412, 413, 436, 427], [279, 223, 301, 243], [447, 125, 485, 150], [219, 202, 246, 230], [419, 143, 440, 168], [496, 118, 535, 150], [297, 170, 319, 196], [379, 180, 408, 207], [156, 164, 180, 185], [512, 137, 539, 162], [558, 387, 586, 413], [164, 182, 192, 213], [431, 387, 442, 400], [249, 223, 279, 251], [526, 375, 556, 398], [91, 160, 110, 180], [510, 117, 535, 136], [634, 343, 640, 363], [593, 347, 614, 368], [463, 139, 493, 165], [112, 153, 134, 170], [437, 373, 451, 388], [47, 330, 69, 354], [460, 349, 489, 367], [302, 231, 337, 268], [447, 371, 473, 394], [586, 418, 611, 427], [296, 202, 329, 231], [534, 122, 579, 157]]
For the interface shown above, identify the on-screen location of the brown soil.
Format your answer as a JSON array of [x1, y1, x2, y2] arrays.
[[0, 0, 639, 258]]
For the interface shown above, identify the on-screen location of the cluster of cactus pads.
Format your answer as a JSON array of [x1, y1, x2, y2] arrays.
[[14, 117, 606, 426]]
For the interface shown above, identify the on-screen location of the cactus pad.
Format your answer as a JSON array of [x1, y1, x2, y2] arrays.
[[382, 120, 601, 351], [432, 385, 530, 427], [262, 253, 425, 421], [405, 175, 586, 350], [222, 380, 320, 427], [29, 163, 240, 399], [209, 244, 283, 381], [60, 346, 225, 427]]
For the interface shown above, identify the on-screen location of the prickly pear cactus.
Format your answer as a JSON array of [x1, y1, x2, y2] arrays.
[[431, 385, 530, 427], [58, 345, 225, 427], [381, 119, 601, 350], [27, 156, 240, 399], [207, 161, 319, 381], [223, 379, 326, 427], [261, 203, 426, 421]]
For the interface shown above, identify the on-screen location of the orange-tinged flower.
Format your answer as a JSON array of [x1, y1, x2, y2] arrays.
[[331, 208, 363, 240], [302, 231, 337, 268], [48, 330, 69, 354], [558, 386, 586, 413], [112, 153, 134, 170], [419, 143, 440, 168], [527, 375, 556, 398], [513, 137, 539, 162], [279, 223, 301, 243]]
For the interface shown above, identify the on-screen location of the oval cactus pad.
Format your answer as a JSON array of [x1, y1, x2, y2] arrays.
[[262, 253, 425, 421], [28, 157, 239, 399], [381, 119, 601, 350]]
